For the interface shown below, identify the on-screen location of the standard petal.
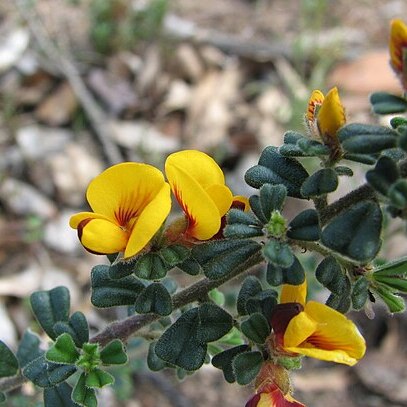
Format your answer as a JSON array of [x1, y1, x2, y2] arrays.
[[317, 87, 346, 141], [390, 19, 407, 73], [124, 183, 172, 258], [280, 281, 307, 306], [166, 150, 226, 188], [78, 218, 128, 254], [166, 161, 223, 240], [205, 184, 233, 217], [86, 162, 167, 223]]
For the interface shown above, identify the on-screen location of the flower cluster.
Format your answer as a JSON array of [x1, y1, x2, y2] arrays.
[[70, 150, 238, 259]]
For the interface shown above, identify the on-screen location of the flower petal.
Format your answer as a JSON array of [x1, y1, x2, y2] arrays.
[[166, 151, 231, 240], [86, 162, 168, 224], [125, 183, 171, 258], [233, 195, 250, 211], [280, 281, 307, 306], [317, 87, 346, 142], [248, 388, 305, 407], [69, 212, 112, 229], [78, 218, 128, 254], [306, 90, 324, 122], [284, 301, 366, 366], [390, 19, 407, 73]]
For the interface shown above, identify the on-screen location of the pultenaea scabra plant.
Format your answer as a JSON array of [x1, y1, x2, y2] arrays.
[[2, 19, 407, 407]]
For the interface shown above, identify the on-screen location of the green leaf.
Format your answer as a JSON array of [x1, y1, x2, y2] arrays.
[[134, 282, 172, 316], [398, 125, 407, 151], [370, 91, 407, 114], [245, 146, 308, 198], [338, 123, 398, 154], [297, 138, 330, 156], [0, 341, 18, 378], [246, 290, 278, 318], [134, 252, 170, 280], [232, 351, 263, 385], [100, 340, 128, 365], [147, 342, 170, 371], [366, 156, 400, 195], [16, 330, 43, 368], [391, 117, 407, 129], [326, 292, 351, 313], [0, 393, 5, 403], [343, 153, 377, 165], [334, 166, 354, 177], [30, 286, 70, 340], [266, 256, 305, 286], [287, 209, 320, 241], [240, 313, 270, 344], [44, 382, 78, 407], [108, 258, 137, 279], [388, 179, 407, 209], [160, 245, 190, 266], [262, 240, 294, 268], [321, 200, 382, 262], [46, 333, 80, 365], [373, 275, 407, 292], [177, 256, 202, 275], [373, 256, 407, 277], [211, 345, 250, 383], [237, 276, 263, 316], [155, 304, 233, 371], [72, 373, 97, 407], [351, 277, 369, 310], [91, 265, 145, 308], [195, 303, 233, 343], [224, 209, 263, 239], [209, 288, 225, 306], [85, 368, 114, 388], [53, 312, 89, 348], [300, 168, 338, 198], [372, 284, 405, 313], [260, 184, 287, 218], [315, 256, 349, 295], [23, 355, 76, 387], [193, 239, 262, 280]]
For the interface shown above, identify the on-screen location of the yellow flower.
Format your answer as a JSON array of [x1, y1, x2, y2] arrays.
[[270, 280, 366, 366], [165, 150, 233, 240], [389, 19, 407, 90], [70, 162, 171, 259], [306, 87, 345, 160], [245, 384, 305, 407]]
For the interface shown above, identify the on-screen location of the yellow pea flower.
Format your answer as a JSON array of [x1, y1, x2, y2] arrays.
[[270, 280, 366, 366], [389, 19, 407, 90], [165, 150, 233, 240], [245, 385, 305, 407], [306, 87, 346, 160], [70, 162, 171, 259]]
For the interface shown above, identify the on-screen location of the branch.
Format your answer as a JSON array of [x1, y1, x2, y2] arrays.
[[14, 0, 123, 166], [91, 250, 264, 347]]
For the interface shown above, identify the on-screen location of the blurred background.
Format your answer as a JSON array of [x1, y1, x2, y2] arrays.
[[1, 0, 407, 406]]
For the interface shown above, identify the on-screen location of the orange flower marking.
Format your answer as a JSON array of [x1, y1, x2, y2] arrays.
[[390, 19, 407, 90]]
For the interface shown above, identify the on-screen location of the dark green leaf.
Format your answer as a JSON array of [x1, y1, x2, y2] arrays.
[[237, 276, 263, 316], [266, 256, 305, 286], [23, 355, 76, 387], [315, 256, 349, 295], [53, 312, 89, 348], [391, 117, 407, 129], [321, 200, 382, 262], [232, 351, 263, 385], [91, 265, 145, 308], [160, 245, 190, 266], [287, 209, 320, 241], [388, 179, 407, 209], [193, 239, 262, 280], [370, 91, 407, 114], [108, 258, 137, 279], [100, 340, 128, 365], [334, 166, 353, 177], [211, 345, 250, 383], [240, 313, 270, 344], [260, 184, 287, 218], [300, 169, 338, 198], [262, 240, 294, 268], [326, 292, 351, 313], [134, 252, 170, 280], [245, 290, 278, 318], [72, 373, 97, 407], [195, 303, 233, 343], [245, 146, 308, 198], [177, 256, 202, 275], [0, 341, 18, 378], [249, 195, 268, 223], [297, 138, 330, 156], [224, 207, 263, 238], [351, 277, 369, 310], [147, 342, 170, 371], [17, 330, 43, 368], [85, 368, 114, 388], [134, 283, 172, 316], [398, 125, 407, 151], [338, 123, 397, 154], [373, 256, 407, 277], [366, 156, 400, 195], [343, 153, 377, 165], [46, 333, 80, 365], [30, 286, 70, 340], [44, 382, 78, 407]]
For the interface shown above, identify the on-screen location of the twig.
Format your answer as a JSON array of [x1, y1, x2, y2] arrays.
[[14, 0, 122, 166]]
